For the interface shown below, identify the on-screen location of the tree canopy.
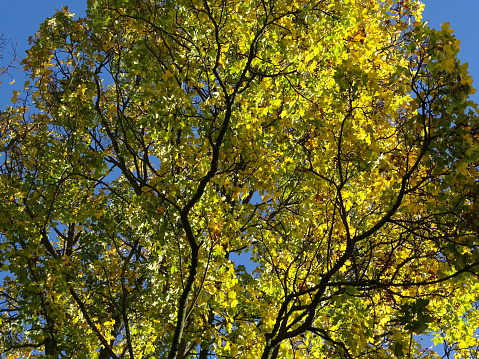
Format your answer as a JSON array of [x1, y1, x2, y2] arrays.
[[1, 0, 479, 358]]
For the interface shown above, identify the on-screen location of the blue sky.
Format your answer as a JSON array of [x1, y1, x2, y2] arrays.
[[0, 0, 478, 356]]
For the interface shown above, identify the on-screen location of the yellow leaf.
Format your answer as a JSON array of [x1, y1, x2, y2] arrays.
[[457, 162, 468, 176], [441, 22, 454, 35], [162, 70, 174, 80], [444, 58, 455, 72]]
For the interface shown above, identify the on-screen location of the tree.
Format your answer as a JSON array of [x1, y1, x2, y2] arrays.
[[1, 0, 479, 358], [0, 33, 17, 83]]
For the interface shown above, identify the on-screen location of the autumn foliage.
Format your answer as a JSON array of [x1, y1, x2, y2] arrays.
[[1, 0, 479, 358]]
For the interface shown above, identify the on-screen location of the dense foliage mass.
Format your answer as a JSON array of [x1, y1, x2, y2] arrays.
[[1, 0, 479, 358]]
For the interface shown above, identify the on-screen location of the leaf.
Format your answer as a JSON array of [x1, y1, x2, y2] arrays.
[[394, 342, 405, 358], [162, 69, 174, 80], [442, 21, 454, 35]]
